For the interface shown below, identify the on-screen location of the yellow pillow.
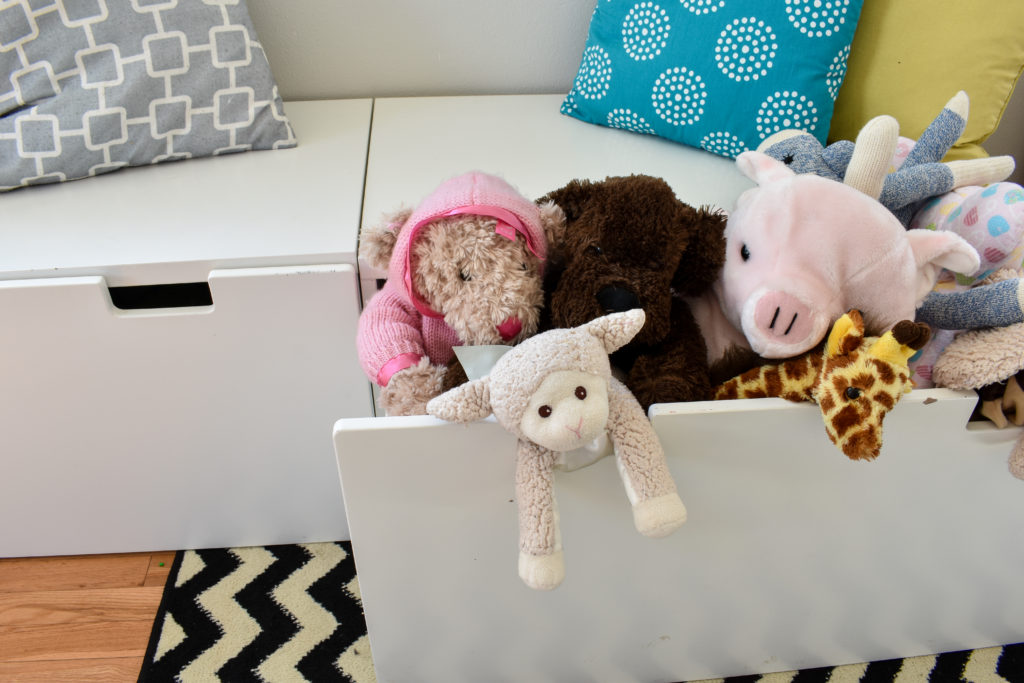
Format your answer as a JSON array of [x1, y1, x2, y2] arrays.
[[829, 1, 1024, 160]]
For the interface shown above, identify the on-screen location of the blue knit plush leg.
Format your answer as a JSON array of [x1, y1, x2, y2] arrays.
[[902, 97, 967, 168], [916, 279, 1024, 329]]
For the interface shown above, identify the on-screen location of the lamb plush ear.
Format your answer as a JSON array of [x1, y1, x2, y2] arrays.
[[735, 150, 796, 186], [907, 230, 981, 301], [583, 309, 646, 354], [426, 378, 493, 424], [359, 208, 413, 270]]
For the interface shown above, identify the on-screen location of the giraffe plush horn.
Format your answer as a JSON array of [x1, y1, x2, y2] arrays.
[[868, 320, 932, 389], [867, 333, 917, 366], [826, 310, 865, 358]]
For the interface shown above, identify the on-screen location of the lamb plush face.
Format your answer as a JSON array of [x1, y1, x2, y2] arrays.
[[717, 151, 980, 358], [411, 214, 543, 345], [520, 370, 610, 452]]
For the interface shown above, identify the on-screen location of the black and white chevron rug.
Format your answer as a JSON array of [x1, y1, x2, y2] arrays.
[[139, 541, 1023, 682], [138, 542, 373, 683]]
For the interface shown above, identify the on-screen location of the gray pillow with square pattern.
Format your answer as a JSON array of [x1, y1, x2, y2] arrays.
[[0, 0, 296, 192]]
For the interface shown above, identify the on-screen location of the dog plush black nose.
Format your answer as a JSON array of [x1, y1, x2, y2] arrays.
[[596, 286, 640, 314]]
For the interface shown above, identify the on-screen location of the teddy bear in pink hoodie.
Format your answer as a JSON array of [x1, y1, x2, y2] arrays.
[[357, 172, 565, 416]]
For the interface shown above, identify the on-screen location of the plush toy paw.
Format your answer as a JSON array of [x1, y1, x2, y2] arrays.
[[518, 550, 565, 591], [1009, 433, 1024, 481], [379, 357, 446, 416], [632, 493, 687, 538]]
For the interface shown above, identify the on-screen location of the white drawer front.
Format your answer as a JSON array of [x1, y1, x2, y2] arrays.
[[334, 391, 1024, 682], [1, 264, 367, 556]]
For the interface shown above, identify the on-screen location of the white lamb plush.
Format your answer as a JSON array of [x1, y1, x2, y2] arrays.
[[427, 309, 687, 591]]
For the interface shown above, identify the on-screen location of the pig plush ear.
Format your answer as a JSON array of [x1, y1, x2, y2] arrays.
[[907, 230, 982, 302], [426, 378, 493, 423], [582, 309, 646, 354], [735, 151, 796, 186]]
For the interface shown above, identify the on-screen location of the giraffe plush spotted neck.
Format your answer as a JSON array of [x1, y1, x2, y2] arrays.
[[714, 310, 931, 461]]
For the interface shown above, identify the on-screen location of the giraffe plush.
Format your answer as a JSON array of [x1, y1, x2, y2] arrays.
[[714, 310, 931, 461]]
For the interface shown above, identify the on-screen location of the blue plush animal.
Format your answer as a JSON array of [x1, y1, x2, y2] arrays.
[[759, 91, 1015, 226]]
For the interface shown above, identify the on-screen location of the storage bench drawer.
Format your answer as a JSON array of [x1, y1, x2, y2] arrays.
[[333, 389, 1024, 682], [1, 264, 367, 557]]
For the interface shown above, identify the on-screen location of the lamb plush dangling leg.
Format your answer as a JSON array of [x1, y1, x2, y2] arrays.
[[427, 310, 687, 590]]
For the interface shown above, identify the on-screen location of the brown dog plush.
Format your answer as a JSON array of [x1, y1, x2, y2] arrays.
[[539, 175, 728, 409]]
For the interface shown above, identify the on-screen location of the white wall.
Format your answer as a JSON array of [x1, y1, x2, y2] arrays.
[[247, 0, 1021, 181], [246, 0, 593, 100]]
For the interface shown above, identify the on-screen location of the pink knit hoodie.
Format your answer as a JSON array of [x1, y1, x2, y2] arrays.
[[357, 172, 548, 387]]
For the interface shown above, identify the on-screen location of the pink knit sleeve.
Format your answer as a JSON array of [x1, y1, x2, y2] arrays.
[[356, 282, 426, 386]]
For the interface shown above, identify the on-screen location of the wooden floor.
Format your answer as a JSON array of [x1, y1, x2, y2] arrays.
[[0, 551, 175, 682]]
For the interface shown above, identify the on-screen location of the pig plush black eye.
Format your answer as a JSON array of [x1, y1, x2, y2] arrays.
[[740, 244, 750, 261]]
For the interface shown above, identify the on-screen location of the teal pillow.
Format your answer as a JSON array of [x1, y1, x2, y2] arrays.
[[562, 0, 865, 158]]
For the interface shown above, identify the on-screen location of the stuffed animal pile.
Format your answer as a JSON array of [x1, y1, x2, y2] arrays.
[[356, 92, 1021, 582], [752, 91, 1024, 476]]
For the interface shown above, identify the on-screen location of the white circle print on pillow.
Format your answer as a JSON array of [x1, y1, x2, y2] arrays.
[[714, 17, 778, 82], [785, 0, 854, 37], [621, 2, 671, 61]]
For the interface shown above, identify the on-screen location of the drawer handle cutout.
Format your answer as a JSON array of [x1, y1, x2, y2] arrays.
[[108, 282, 213, 310]]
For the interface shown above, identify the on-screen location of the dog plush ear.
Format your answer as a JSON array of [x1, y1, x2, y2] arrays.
[[671, 205, 728, 297]]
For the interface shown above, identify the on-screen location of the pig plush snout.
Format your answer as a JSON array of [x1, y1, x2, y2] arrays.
[[744, 290, 829, 358]]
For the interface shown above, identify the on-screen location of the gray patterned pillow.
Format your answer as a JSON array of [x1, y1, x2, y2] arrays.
[[0, 0, 296, 191]]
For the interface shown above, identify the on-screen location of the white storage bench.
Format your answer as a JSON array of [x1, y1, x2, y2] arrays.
[[0, 99, 373, 557], [335, 95, 1024, 682]]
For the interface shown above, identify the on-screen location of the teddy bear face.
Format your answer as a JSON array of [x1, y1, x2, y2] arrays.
[[545, 177, 707, 346], [411, 214, 543, 345], [519, 369, 610, 452]]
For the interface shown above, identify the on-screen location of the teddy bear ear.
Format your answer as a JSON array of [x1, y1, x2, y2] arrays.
[[583, 309, 646, 354], [358, 207, 413, 270], [537, 179, 597, 224], [536, 200, 567, 249], [426, 378, 493, 424]]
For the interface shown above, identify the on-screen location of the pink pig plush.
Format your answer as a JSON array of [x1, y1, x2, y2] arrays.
[[695, 116, 981, 361]]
